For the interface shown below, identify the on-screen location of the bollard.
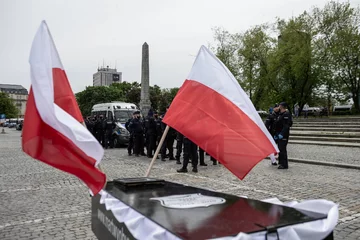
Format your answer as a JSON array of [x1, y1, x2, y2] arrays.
[[1, 128, 5, 134]]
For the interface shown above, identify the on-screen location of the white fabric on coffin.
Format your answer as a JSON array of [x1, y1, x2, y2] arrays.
[[99, 190, 338, 240], [99, 190, 181, 240]]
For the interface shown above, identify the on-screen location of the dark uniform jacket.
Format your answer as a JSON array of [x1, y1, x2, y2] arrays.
[[265, 112, 279, 136], [144, 116, 157, 135], [274, 110, 292, 139], [129, 118, 144, 135], [105, 118, 116, 132]]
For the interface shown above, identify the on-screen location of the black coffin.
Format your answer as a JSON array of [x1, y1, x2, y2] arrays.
[[91, 180, 333, 240]]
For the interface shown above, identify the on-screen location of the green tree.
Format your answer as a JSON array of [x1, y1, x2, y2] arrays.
[[111, 82, 141, 104], [314, 1, 360, 112], [270, 13, 320, 113], [158, 87, 179, 113], [211, 27, 241, 79], [75, 86, 124, 116], [149, 85, 162, 111], [237, 25, 275, 109], [0, 92, 19, 118]]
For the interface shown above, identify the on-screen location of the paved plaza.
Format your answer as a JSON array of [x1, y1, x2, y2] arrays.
[[1, 129, 360, 239]]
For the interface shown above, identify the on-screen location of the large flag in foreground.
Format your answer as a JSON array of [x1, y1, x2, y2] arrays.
[[22, 21, 106, 195], [163, 46, 279, 179]]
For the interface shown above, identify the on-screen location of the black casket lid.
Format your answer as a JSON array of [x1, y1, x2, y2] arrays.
[[104, 180, 327, 240]]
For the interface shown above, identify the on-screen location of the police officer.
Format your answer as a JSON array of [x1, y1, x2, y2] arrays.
[[265, 104, 280, 165], [125, 113, 135, 156], [144, 110, 157, 158], [128, 111, 144, 157], [154, 112, 162, 149], [95, 115, 105, 146], [160, 106, 175, 161], [198, 148, 208, 166], [177, 136, 198, 173], [175, 131, 183, 164], [85, 117, 92, 134], [104, 115, 116, 149], [274, 102, 292, 169]]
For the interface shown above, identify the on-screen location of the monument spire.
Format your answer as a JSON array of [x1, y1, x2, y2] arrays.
[[139, 42, 151, 116]]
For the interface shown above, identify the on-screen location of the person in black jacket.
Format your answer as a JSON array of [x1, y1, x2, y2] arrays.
[[128, 111, 144, 157], [160, 106, 176, 161], [177, 136, 198, 173], [175, 131, 183, 165], [95, 115, 105, 146], [104, 116, 116, 149], [274, 102, 292, 169], [125, 114, 135, 156], [265, 104, 280, 165], [154, 112, 162, 148], [144, 110, 157, 158]]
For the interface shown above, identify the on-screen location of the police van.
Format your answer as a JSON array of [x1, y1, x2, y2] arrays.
[[91, 102, 139, 147]]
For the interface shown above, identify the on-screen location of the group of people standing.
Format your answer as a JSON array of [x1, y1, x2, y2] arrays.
[[125, 106, 218, 173], [84, 115, 116, 149], [265, 102, 293, 169]]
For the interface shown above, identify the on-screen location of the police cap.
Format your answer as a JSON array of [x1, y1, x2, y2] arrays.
[[279, 102, 288, 108]]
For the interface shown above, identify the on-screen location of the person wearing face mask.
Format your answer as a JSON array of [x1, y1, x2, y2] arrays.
[[128, 111, 144, 157]]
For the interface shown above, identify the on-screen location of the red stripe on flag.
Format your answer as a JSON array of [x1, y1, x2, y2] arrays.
[[163, 80, 276, 179], [53, 68, 83, 122], [22, 90, 106, 195]]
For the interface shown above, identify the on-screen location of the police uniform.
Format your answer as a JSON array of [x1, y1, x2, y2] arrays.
[[265, 104, 280, 165], [128, 111, 144, 157], [198, 148, 208, 166], [154, 114, 162, 148], [104, 117, 116, 149], [144, 111, 157, 158], [177, 136, 198, 173], [125, 117, 134, 156], [175, 132, 183, 164], [274, 102, 292, 169], [160, 108, 176, 161]]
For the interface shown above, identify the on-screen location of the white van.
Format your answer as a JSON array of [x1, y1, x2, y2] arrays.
[[91, 102, 139, 146], [91, 102, 139, 124]]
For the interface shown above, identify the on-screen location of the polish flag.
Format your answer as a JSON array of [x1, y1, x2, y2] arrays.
[[163, 46, 279, 179], [22, 21, 106, 195]]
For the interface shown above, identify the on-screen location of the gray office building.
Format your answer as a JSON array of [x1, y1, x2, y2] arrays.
[[93, 66, 122, 86]]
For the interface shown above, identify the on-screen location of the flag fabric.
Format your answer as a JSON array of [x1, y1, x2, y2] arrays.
[[163, 46, 279, 180], [22, 21, 106, 195]]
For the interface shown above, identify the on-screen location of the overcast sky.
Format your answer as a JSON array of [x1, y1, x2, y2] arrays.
[[1, 0, 359, 93]]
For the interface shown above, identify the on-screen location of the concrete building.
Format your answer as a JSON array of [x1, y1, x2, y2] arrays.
[[93, 66, 122, 86], [0, 84, 28, 118]]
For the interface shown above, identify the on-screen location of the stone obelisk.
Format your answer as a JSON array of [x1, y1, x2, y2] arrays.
[[139, 42, 151, 116]]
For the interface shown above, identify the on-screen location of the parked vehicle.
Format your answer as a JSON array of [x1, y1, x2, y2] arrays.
[[91, 102, 136, 147]]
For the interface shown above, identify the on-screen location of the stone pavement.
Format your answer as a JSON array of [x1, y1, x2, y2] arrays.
[[1, 129, 360, 239]]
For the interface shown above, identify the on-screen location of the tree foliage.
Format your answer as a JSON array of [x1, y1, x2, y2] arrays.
[[211, 1, 360, 113], [0, 92, 19, 118], [75, 82, 179, 116]]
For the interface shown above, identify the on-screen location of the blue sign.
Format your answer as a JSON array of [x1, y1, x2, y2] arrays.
[[0, 114, 5, 119]]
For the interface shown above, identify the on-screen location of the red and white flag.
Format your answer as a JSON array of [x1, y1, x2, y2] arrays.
[[163, 46, 279, 179], [22, 21, 106, 195]]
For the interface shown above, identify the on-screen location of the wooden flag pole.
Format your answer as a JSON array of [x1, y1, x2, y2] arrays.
[[145, 125, 170, 177]]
